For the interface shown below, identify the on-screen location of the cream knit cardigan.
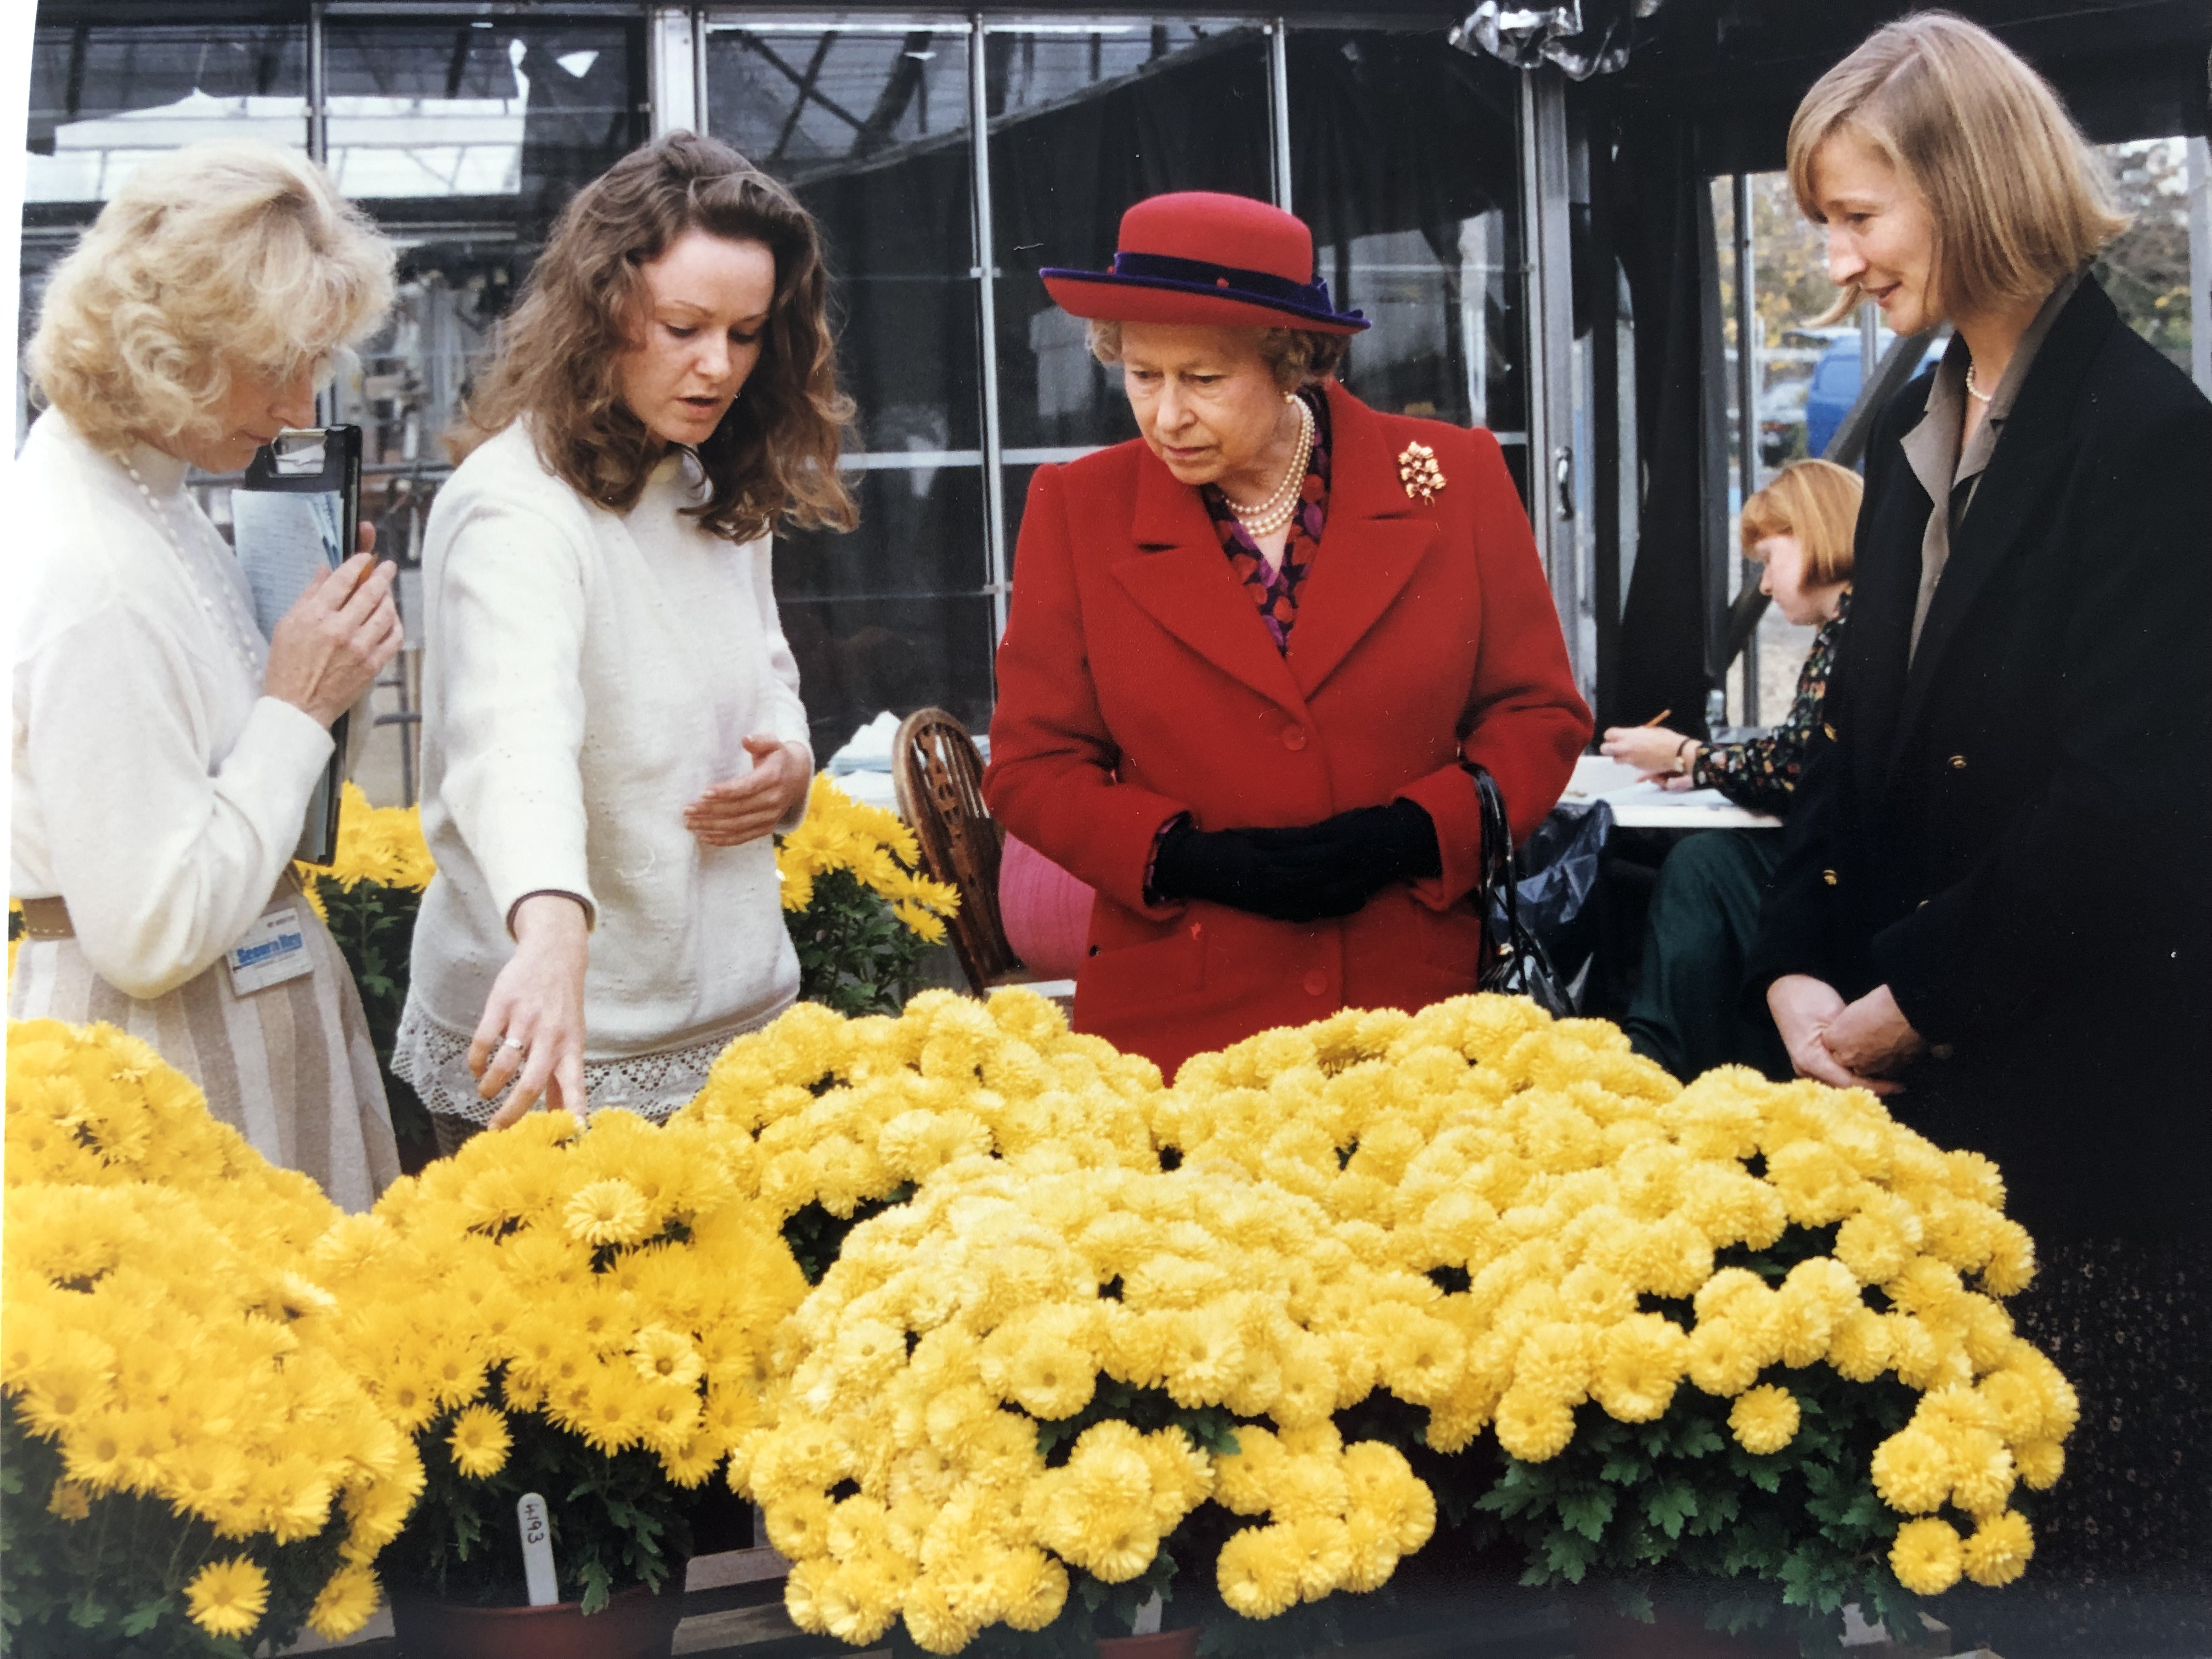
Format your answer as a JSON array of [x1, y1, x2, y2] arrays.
[[394, 423, 812, 1121]]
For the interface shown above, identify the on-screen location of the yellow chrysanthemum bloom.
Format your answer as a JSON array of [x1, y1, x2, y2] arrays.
[[564, 1176, 654, 1248], [1961, 1509, 2035, 1588], [1889, 1516, 1965, 1595], [184, 1556, 270, 1639], [1870, 1426, 1953, 1515], [307, 1563, 384, 1639], [1493, 1385, 1576, 1463], [2015, 1438, 2066, 1491], [776, 775, 960, 930], [446, 1404, 512, 1480], [297, 783, 436, 912], [1217, 1522, 1304, 1619], [1729, 1384, 1801, 1454]]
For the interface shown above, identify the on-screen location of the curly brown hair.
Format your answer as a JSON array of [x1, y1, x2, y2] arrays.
[[453, 132, 856, 540]]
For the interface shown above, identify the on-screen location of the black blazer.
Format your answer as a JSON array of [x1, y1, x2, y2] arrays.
[[1746, 275, 2212, 1239]]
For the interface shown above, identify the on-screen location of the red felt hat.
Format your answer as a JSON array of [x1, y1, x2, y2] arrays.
[[1041, 191, 1368, 335]]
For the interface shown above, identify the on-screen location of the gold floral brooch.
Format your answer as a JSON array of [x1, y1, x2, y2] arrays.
[[1397, 441, 1447, 503]]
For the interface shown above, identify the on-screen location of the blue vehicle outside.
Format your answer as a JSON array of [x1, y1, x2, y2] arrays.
[[1804, 331, 1948, 459]]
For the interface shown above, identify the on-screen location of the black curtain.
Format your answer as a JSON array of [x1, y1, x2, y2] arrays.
[[1604, 106, 1720, 737], [777, 143, 989, 758], [1286, 32, 1516, 251]]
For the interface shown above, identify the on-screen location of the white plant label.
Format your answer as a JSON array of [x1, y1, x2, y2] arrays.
[[517, 1492, 559, 1606]]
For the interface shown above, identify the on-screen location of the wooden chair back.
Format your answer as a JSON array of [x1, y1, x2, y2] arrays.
[[892, 708, 1022, 991]]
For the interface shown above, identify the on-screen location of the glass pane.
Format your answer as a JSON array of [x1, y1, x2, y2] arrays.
[[1289, 31, 1525, 441], [27, 22, 308, 206], [2096, 137, 2191, 372], [705, 22, 986, 753], [988, 21, 1272, 460], [321, 20, 642, 229], [775, 590, 1000, 763]]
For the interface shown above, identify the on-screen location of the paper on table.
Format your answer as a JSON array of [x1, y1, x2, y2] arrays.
[[828, 710, 901, 772], [828, 710, 989, 776], [1562, 753, 1781, 830]]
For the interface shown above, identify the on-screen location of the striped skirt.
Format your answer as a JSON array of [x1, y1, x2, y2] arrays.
[[8, 907, 402, 1213]]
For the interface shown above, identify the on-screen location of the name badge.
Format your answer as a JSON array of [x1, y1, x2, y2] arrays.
[[225, 907, 313, 995]]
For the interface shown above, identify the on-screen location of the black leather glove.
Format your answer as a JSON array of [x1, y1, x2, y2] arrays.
[[1148, 818, 1334, 919], [1149, 801, 1440, 923]]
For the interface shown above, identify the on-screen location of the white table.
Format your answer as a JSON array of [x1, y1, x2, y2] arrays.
[[1559, 753, 1782, 831]]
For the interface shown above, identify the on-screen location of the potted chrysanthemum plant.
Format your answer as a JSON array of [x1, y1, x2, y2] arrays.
[[1149, 1001, 2076, 1656], [2, 1019, 424, 1657], [776, 774, 961, 1018], [735, 1137, 1450, 1659], [294, 782, 440, 1164], [310, 1104, 811, 1656], [675, 986, 1161, 1283]]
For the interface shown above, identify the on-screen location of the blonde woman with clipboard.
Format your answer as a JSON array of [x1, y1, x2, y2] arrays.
[[10, 140, 404, 1211]]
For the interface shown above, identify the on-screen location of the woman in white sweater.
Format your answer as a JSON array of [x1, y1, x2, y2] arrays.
[[393, 133, 856, 1146], [11, 142, 404, 1209]]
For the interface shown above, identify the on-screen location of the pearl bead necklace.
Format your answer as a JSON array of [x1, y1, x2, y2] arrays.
[[122, 455, 268, 681], [1221, 393, 1315, 540]]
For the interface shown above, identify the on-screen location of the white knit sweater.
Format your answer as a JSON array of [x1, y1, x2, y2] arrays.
[[9, 412, 335, 997], [395, 424, 811, 1120]]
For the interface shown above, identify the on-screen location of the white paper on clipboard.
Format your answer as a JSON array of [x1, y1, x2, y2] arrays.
[[230, 489, 346, 641]]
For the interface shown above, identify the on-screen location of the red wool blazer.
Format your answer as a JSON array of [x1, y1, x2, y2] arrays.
[[984, 381, 1591, 1079]]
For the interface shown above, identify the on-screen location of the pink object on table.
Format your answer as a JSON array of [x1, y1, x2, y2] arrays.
[[997, 834, 1094, 979]]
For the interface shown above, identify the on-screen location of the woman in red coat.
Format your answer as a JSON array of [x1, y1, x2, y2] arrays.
[[985, 191, 1590, 1079]]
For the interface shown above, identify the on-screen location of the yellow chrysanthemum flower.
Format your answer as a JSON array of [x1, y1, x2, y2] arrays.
[[1493, 1385, 1575, 1463], [297, 784, 436, 905], [1217, 1522, 1303, 1620], [564, 1177, 653, 1248], [46, 1480, 91, 1522], [1729, 1385, 1801, 1454], [1961, 1509, 2035, 1588], [776, 775, 960, 929], [1870, 1426, 1953, 1515], [184, 1556, 270, 1639], [1889, 1516, 1965, 1595], [631, 1325, 706, 1391], [307, 1563, 383, 1640], [2015, 1438, 2066, 1491], [446, 1405, 512, 1480]]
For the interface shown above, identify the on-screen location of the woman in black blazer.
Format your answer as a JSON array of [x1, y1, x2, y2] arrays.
[[1752, 16, 2210, 1655]]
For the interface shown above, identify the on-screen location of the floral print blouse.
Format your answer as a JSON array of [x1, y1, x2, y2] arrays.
[[1198, 387, 1332, 654], [1691, 590, 1851, 817]]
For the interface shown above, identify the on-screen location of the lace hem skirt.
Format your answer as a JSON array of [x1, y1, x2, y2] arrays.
[[390, 994, 792, 1128]]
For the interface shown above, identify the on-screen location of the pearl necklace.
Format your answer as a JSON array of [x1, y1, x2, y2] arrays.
[[1221, 394, 1315, 540], [122, 455, 268, 681], [1963, 363, 1995, 405]]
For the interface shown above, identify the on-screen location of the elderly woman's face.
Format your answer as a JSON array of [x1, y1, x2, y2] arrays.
[[166, 361, 320, 473], [617, 229, 777, 451], [1119, 324, 1296, 495]]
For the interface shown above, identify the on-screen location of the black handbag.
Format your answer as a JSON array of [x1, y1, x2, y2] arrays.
[[1468, 763, 1577, 1017]]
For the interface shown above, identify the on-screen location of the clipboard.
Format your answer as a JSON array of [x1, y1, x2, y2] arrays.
[[230, 426, 362, 867]]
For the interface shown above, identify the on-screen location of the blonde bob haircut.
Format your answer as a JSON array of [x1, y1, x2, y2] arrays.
[[29, 140, 394, 459], [1786, 12, 2125, 323], [1740, 459, 1864, 586]]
